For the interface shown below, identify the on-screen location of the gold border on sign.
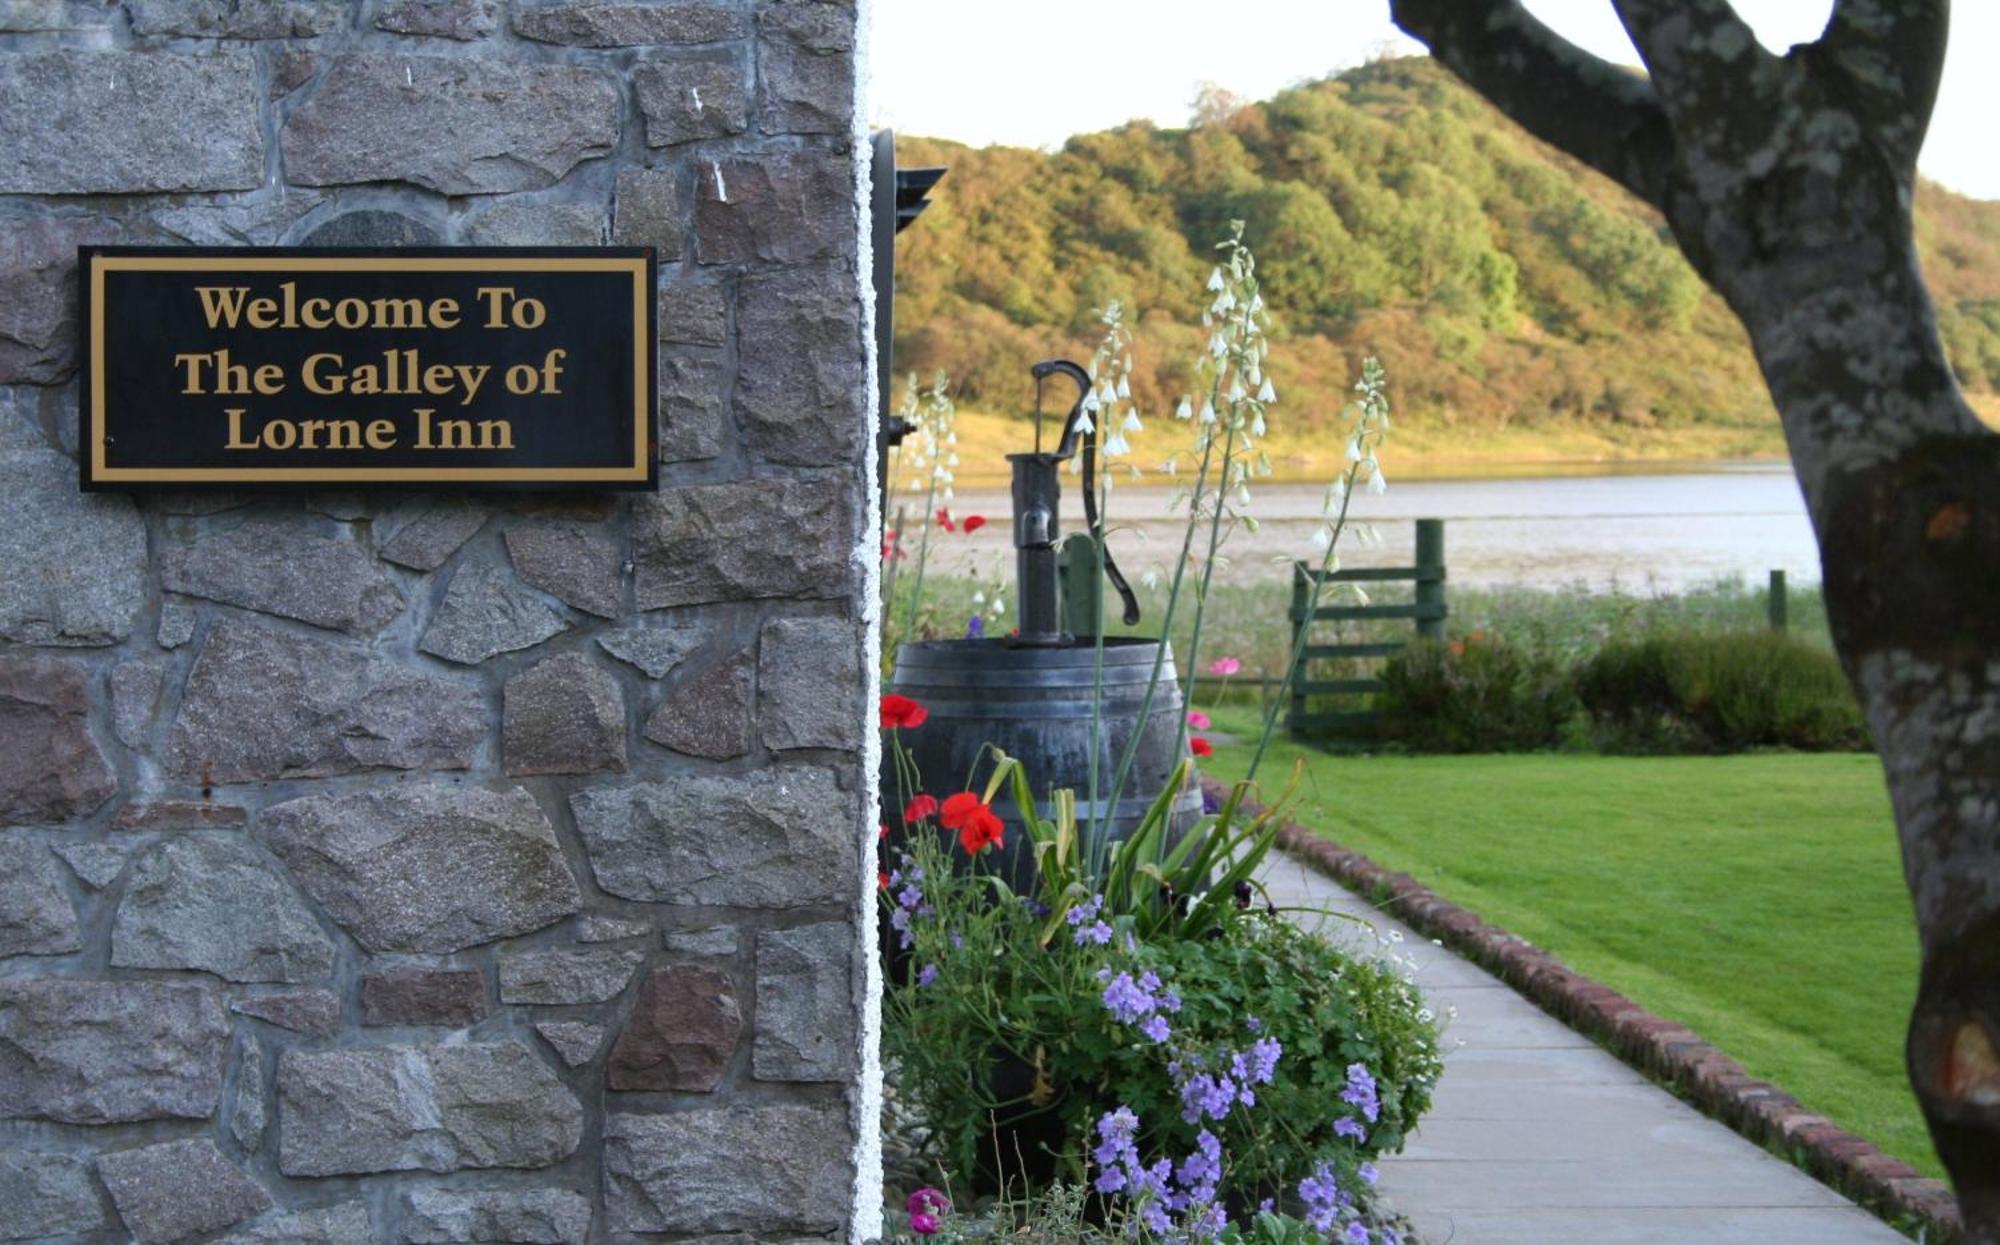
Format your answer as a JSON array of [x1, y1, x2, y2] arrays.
[[89, 255, 652, 484]]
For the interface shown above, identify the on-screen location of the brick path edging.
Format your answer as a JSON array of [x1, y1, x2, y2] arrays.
[[1212, 779, 1963, 1242]]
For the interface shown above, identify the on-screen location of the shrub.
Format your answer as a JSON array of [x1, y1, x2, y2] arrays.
[[1372, 633, 1580, 752], [1577, 630, 1867, 753], [882, 823, 1441, 1227]]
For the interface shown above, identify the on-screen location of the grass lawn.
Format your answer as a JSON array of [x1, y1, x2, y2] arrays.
[[1199, 706, 1939, 1177]]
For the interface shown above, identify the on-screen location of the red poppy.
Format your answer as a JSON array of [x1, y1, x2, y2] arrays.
[[940, 791, 1006, 855], [1189, 737, 1214, 757], [879, 822, 891, 840], [961, 515, 988, 534], [880, 694, 929, 730], [903, 793, 939, 823], [957, 809, 1005, 855], [878, 869, 891, 891], [936, 507, 955, 532]]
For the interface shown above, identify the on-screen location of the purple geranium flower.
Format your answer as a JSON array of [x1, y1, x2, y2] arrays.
[[1299, 1161, 1342, 1232], [1342, 1062, 1381, 1123], [1100, 972, 1156, 1024]]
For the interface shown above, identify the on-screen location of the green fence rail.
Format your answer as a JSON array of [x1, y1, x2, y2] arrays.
[[1288, 517, 1446, 739]]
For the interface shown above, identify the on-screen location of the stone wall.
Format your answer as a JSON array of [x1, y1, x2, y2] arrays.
[[0, 2, 876, 1241]]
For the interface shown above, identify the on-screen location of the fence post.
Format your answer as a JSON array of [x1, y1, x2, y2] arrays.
[[1289, 561, 1309, 738], [1768, 569, 1788, 632], [1415, 519, 1446, 641]]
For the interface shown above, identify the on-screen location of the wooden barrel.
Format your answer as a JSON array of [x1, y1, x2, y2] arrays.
[[883, 637, 1202, 884]]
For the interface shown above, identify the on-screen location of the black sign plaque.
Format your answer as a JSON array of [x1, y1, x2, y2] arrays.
[[80, 247, 656, 490]]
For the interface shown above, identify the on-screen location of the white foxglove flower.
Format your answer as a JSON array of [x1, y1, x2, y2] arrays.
[[1228, 379, 1245, 403], [1367, 464, 1387, 495], [1116, 376, 1130, 399], [1346, 438, 1362, 463], [1328, 476, 1347, 504], [1074, 411, 1094, 434], [1311, 525, 1333, 551], [1175, 396, 1193, 421], [1103, 430, 1129, 456], [1122, 410, 1142, 433], [990, 597, 1006, 616], [1098, 381, 1117, 404], [1081, 392, 1101, 413], [1217, 290, 1236, 312], [1251, 413, 1266, 437], [1209, 334, 1226, 358], [1249, 293, 1264, 313], [972, 590, 985, 604], [947, 453, 959, 466], [1198, 398, 1216, 425], [1257, 377, 1276, 403], [1206, 267, 1224, 291]]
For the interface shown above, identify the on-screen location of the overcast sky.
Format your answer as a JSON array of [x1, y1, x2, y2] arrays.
[[869, 1, 1999, 200]]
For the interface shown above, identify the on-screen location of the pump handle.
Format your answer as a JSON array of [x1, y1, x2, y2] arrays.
[[1029, 359, 1141, 627]]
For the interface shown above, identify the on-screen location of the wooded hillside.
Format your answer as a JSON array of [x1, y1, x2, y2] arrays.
[[891, 57, 2000, 461]]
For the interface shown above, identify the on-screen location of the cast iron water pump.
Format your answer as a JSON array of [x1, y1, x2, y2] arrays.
[[1009, 359, 1141, 647]]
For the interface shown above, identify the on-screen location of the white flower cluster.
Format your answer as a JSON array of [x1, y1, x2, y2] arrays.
[[892, 371, 958, 504], [1313, 356, 1393, 557], [1073, 302, 1144, 484], [1160, 222, 1278, 577]]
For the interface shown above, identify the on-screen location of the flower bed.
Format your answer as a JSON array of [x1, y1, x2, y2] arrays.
[[878, 729, 1441, 1240]]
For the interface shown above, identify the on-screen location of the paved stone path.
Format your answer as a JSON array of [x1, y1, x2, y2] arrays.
[[1259, 849, 1908, 1245]]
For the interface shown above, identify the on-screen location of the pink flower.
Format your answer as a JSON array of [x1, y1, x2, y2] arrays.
[[907, 1188, 949, 1235], [1206, 657, 1241, 676], [1187, 710, 1211, 729]]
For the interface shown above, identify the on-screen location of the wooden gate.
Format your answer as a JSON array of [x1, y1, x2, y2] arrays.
[[1288, 518, 1447, 738]]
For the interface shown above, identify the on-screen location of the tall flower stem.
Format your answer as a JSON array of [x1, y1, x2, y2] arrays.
[[900, 378, 953, 645], [1248, 357, 1390, 779], [1171, 422, 1245, 765], [1247, 467, 1358, 781], [1090, 386, 1223, 876]]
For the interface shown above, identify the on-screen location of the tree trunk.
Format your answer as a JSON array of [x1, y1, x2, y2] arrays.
[[1388, 1, 2000, 1233]]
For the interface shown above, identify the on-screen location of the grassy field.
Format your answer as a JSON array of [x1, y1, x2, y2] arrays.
[[1197, 705, 1937, 1178]]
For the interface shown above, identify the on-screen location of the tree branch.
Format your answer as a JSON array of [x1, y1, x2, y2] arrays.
[[1817, 0, 1949, 169], [1389, 0, 1673, 210], [1609, 0, 1780, 160]]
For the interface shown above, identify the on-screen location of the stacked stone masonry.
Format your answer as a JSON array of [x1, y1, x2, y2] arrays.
[[0, 1, 872, 1241]]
